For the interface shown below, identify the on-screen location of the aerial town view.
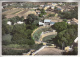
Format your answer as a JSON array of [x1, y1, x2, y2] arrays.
[[2, 2, 78, 55]]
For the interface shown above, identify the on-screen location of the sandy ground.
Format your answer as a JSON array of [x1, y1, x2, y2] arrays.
[[36, 47, 63, 55]]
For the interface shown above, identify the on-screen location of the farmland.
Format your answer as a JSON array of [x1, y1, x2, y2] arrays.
[[2, 8, 37, 19]]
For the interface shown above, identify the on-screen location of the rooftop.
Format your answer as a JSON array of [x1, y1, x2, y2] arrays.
[[44, 19, 51, 22]]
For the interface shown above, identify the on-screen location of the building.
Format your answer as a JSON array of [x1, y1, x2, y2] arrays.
[[72, 18, 78, 24], [51, 6, 55, 10], [44, 6, 50, 10], [39, 22, 44, 26], [17, 21, 24, 24], [44, 19, 51, 25], [7, 21, 12, 25], [36, 10, 41, 14], [40, 5, 44, 7], [67, 18, 78, 25], [52, 3, 57, 6], [39, 19, 55, 26]]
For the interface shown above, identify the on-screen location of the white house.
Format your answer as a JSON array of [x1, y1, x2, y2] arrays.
[[44, 19, 51, 23], [39, 19, 55, 26], [74, 37, 78, 43], [7, 21, 12, 25], [51, 6, 55, 10], [17, 21, 24, 24], [40, 5, 44, 7], [39, 22, 44, 26]]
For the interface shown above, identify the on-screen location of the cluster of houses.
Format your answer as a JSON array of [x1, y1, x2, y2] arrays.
[[67, 18, 78, 24]]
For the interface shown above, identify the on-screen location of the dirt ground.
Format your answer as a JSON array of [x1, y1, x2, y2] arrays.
[[36, 47, 64, 55]]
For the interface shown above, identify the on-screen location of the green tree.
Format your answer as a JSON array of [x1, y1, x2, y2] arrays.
[[27, 14, 40, 25], [58, 6, 78, 19], [2, 19, 13, 35], [52, 22, 67, 32], [11, 24, 35, 45], [54, 28, 77, 48], [52, 23, 78, 48], [39, 9, 46, 17]]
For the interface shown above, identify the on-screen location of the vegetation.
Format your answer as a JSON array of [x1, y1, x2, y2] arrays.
[[11, 24, 35, 45], [52, 22, 78, 48], [33, 26, 53, 41], [58, 7, 78, 19], [2, 14, 39, 55], [26, 14, 40, 25], [43, 35, 56, 42], [39, 9, 46, 17], [2, 34, 12, 45], [9, 16, 24, 25], [2, 19, 13, 35], [2, 49, 28, 55], [2, 2, 78, 55], [2, 14, 6, 19], [48, 14, 55, 17], [63, 19, 67, 22], [52, 22, 67, 32], [2, 43, 43, 55]]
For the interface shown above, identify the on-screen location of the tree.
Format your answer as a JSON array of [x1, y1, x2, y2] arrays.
[[63, 19, 67, 22], [39, 9, 46, 17], [58, 6, 78, 19], [26, 14, 40, 25], [52, 23, 78, 48], [11, 24, 35, 45], [54, 29, 77, 48], [2, 19, 13, 35], [52, 22, 67, 32]]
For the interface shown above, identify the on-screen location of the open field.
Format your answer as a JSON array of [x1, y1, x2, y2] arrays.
[[2, 8, 37, 19]]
